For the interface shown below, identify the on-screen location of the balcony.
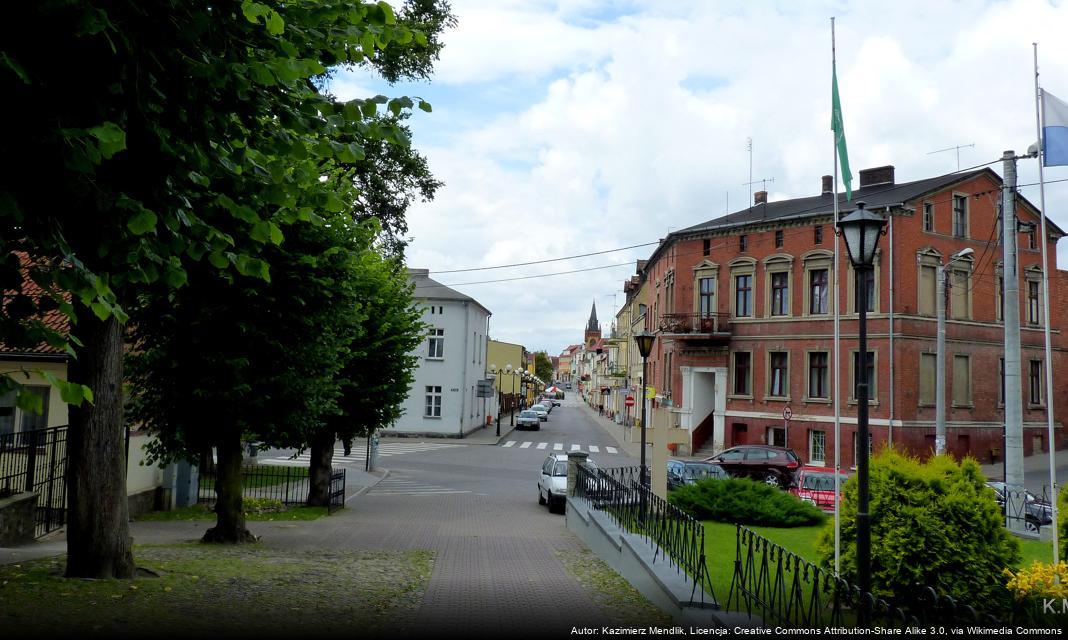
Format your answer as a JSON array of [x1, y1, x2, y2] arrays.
[[657, 312, 731, 342]]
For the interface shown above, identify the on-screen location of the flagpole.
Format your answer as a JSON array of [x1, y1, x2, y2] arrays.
[[1032, 42, 1059, 565], [831, 16, 842, 575]]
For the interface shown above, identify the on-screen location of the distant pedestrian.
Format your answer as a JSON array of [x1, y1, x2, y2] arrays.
[[342, 437, 353, 457]]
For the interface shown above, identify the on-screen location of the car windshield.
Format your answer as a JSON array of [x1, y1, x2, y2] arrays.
[[802, 473, 848, 491], [685, 464, 723, 477], [552, 461, 568, 476], [532, 405, 546, 411], [520, 411, 536, 418]]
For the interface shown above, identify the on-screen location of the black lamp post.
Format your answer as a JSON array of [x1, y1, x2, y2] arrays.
[[634, 332, 656, 490], [836, 201, 886, 605]]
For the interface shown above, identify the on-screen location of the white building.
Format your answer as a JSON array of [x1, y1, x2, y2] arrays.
[[388, 269, 492, 438]]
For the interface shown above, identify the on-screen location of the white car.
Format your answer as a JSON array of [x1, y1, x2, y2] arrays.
[[516, 410, 540, 430], [538, 453, 596, 514], [530, 404, 549, 421]]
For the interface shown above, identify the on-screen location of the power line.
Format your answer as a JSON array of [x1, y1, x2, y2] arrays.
[[432, 241, 659, 274], [435, 262, 632, 287]]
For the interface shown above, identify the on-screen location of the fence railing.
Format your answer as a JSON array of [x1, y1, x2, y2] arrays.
[[658, 312, 731, 336], [727, 525, 1007, 628], [0, 426, 68, 538], [994, 483, 1055, 534], [575, 463, 717, 607], [198, 465, 346, 511]]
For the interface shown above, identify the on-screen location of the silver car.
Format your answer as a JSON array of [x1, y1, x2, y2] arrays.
[[530, 404, 549, 421], [516, 409, 540, 430]]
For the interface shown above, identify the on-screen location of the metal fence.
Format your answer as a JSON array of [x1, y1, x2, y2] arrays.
[[727, 525, 1007, 628], [0, 426, 68, 538], [993, 483, 1055, 534], [575, 463, 717, 607], [198, 464, 346, 512]]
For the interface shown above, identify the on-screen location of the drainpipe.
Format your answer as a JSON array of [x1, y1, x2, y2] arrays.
[[887, 207, 894, 448]]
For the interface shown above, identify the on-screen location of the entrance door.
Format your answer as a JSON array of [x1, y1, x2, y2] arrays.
[[731, 423, 748, 446]]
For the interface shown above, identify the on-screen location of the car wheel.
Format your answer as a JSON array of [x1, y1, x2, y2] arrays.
[[534, 425, 540, 431], [538, 488, 546, 505], [764, 472, 783, 488], [1025, 519, 1040, 534]]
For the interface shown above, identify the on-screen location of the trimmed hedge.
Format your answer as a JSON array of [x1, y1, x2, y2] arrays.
[[668, 477, 827, 527], [816, 450, 1020, 614]]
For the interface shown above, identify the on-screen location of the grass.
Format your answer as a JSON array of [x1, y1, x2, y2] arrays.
[[197, 465, 309, 490], [135, 502, 328, 522], [555, 549, 673, 626], [0, 544, 434, 637]]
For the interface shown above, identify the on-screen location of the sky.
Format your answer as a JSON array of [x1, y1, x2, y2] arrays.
[[329, 0, 1068, 356]]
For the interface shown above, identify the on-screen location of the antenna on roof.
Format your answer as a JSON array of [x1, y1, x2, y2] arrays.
[[746, 137, 753, 208], [743, 177, 775, 218], [926, 143, 975, 171]]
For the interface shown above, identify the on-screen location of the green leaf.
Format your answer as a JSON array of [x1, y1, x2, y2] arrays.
[[362, 32, 377, 57], [418, 100, 432, 113], [164, 266, 188, 288], [241, 1, 269, 23], [208, 250, 230, 269], [127, 210, 158, 235], [188, 171, 210, 187], [266, 11, 284, 35], [88, 122, 127, 159], [90, 301, 111, 321], [250, 221, 272, 243], [378, 2, 396, 25]]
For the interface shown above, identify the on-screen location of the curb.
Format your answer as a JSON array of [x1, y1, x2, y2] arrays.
[[345, 468, 390, 503]]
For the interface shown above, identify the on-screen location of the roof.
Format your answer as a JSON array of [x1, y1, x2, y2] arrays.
[[408, 268, 491, 316], [1, 253, 69, 359]]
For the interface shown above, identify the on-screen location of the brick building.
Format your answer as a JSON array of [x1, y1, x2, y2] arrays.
[[634, 165, 1067, 468]]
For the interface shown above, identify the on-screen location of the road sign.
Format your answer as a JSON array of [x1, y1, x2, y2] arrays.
[[645, 386, 656, 400], [782, 406, 793, 421], [625, 395, 635, 407]]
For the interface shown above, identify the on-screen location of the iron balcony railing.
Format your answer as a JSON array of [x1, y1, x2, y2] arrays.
[[658, 312, 731, 336]]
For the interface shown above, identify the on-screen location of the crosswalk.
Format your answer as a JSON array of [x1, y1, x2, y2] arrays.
[[260, 441, 465, 467], [365, 474, 469, 496], [501, 440, 619, 455]]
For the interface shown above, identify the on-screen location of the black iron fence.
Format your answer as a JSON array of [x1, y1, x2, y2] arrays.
[[658, 312, 731, 335], [198, 464, 345, 511], [727, 525, 1007, 628], [992, 483, 1055, 534], [575, 463, 716, 607], [0, 426, 68, 538]]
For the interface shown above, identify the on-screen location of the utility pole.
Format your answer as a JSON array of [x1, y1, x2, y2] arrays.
[[935, 248, 973, 455], [1001, 150, 1026, 532]]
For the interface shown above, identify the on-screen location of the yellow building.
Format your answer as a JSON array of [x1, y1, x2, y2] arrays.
[[487, 339, 524, 420]]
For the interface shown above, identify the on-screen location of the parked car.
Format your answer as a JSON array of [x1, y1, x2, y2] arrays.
[[539, 453, 596, 514], [704, 445, 802, 488], [790, 467, 850, 511], [666, 460, 729, 491], [565, 382, 572, 390], [516, 410, 540, 431], [985, 481, 1054, 533], [530, 404, 549, 421]]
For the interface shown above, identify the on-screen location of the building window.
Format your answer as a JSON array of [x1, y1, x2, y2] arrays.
[[424, 386, 442, 417], [919, 352, 936, 405], [735, 274, 753, 317], [949, 268, 970, 320], [999, 358, 1005, 407], [771, 271, 789, 316], [952, 354, 971, 407], [766, 426, 785, 447], [809, 430, 826, 465], [854, 268, 875, 313], [427, 328, 445, 359], [699, 277, 715, 317], [852, 350, 876, 401], [923, 202, 933, 232], [733, 352, 751, 396], [739, 235, 748, 252], [918, 264, 937, 316], [808, 352, 829, 399], [814, 226, 823, 244], [775, 230, 784, 248], [703, 239, 711, 256], [1028, 280, 1040, 325], [1029, 360, 1043, 406], [809, 268, 829, 314], [768, 351, 788, 398], [1028, 225, 1037, 250], [996, 274, 1004, 322], [952, 194, 968, 238]]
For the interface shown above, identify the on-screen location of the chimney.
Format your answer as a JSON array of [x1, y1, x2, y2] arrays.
[[858, 165, 895, 188], [822, 175, 833, 194], [754, 191, 768, 205]]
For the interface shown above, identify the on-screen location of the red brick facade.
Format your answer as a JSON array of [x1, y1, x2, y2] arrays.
[[636, 168, 1066, 468]]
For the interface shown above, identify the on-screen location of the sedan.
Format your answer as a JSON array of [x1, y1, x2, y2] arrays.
[[985, 481, 1054, 533], [667, 460, 729, 491], [530, 404, 549, 421], [790, 467, 850, 511], [704, 445, 802, 488], [515, 410, 540, 430]]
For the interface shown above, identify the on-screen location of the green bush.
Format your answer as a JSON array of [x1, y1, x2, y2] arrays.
[[242, 497, 285, 515], [816, 450, 1020, 614], [668, 477, 827, 527]]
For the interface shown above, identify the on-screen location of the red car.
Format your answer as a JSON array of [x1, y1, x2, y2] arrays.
[[790, 466, 850, 511]]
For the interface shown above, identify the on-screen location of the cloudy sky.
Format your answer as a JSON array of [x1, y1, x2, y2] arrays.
[[330, 0, 1068, 356]]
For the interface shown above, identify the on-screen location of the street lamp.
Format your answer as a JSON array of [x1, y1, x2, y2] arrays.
[[936, 247, 974, 455], [837, 201, 887, 603], [489, 363, 512, 437], [634, 332, 656, 490]]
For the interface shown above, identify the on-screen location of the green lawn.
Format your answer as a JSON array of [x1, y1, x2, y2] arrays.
[[197, 465, 309, 490], [136, 502, 328, 522]]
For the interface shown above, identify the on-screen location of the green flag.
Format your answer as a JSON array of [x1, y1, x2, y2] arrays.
[[831, 63, 853, 201]]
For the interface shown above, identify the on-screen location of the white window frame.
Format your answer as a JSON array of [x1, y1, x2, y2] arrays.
[[809, 430, 826, 465], [427, 328, 445, 359], [424, 385, 442, 418]]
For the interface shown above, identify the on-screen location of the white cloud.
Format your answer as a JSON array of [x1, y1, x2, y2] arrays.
[[375, 0, 1068, 354]]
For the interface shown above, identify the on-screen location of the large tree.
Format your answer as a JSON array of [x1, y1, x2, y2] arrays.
[[534, 352, 554, 385], [1, 0, 429, 576]]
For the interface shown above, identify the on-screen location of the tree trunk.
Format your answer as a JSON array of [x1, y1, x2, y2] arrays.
[[306, 430, 334, 506], [201, 433, 256, 544], [65, 312, 135, 579]]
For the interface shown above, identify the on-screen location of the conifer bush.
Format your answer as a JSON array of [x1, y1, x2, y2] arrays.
[[816, 450, 1020, 613], [668, 477, 826, 527]]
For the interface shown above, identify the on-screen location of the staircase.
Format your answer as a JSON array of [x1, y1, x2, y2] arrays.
[[689, 413, 718, 460]]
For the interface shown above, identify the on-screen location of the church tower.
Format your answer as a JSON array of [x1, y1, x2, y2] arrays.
[[584, 301, 601, 348]]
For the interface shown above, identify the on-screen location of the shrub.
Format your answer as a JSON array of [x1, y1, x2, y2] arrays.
[[816, 450, 1020, 614], [1059, 485, 1068, 562], [242, 497, 285, 515], [668, 477, 827, 527]]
